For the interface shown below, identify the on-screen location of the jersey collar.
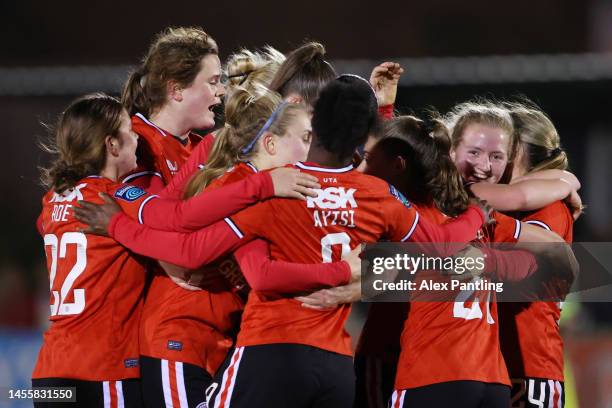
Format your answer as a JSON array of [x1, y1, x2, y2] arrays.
[[295, 162, 354, 173]]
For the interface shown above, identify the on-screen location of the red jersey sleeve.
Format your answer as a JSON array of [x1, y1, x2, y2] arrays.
[[481, 247, 538, 281], [522, 203, 571, 239], [492, 212, 522, 243], [378, 104, 394, 120], [121, 168, 165, 194], [137, 172, 274, 232], [382, 189, 483, 256], [107, 184, 159, 220], [233, 239, 351, 294], [108, 213, 246, 269], [224, 200, 272, 240], [159, 134, 215, 200]]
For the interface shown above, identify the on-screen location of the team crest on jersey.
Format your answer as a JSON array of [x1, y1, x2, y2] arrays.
[[167, 340, 183, 351], [114, 186, 146, 202], [389, 184, 411, 208], [124, 358, 139, 368]]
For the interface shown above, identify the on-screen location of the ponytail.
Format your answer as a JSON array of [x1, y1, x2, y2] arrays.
[[122, 67, 150, 116], [184, 86, 306, 198], [427, 119, 470, 216], [184, 127, 238, 197], [505, 101, 569, 172], [377, 116, 469, 217], [121, 26, 218, 117], [269, 41, 336, 107]]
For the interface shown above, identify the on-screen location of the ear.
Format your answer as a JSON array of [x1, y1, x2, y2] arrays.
[[167, 80, 183, 102], [260, 132, 277, 155], [105, 135, 120, 157], [449, 147, 456, 161], [392, 156, 406, 174]]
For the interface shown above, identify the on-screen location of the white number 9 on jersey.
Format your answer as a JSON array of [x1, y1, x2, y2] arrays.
[[43, 232, 87, 316], [321, 232, 351, 263]]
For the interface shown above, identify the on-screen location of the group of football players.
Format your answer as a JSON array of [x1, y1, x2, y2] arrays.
[[33, 26, 581, 408]]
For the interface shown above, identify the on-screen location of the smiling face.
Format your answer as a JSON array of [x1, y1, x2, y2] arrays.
[[179, 54, 225, 130], [451, 123, 511, 184]]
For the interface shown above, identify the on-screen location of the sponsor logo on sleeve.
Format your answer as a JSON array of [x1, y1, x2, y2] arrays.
[[114, 185, 147, 202], [389, 184, 412, 208]]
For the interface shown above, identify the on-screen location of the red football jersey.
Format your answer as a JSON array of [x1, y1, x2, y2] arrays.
[[227, 162, 484, 357], [499, 200, 573, 381], [355, 205, 446, 361], [33, 177, 152, 380], [394, 210, 521, 389], [122, 113, 210, 190], [138, 163, 256, 375]]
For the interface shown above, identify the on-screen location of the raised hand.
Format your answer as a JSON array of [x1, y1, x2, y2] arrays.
[[74, 192, 122, 236], [369, 62, 404, 107]]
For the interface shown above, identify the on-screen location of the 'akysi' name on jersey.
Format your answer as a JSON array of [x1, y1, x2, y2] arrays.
[[307, 186, 357, 228]]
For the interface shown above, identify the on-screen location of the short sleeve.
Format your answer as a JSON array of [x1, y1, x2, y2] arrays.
[[108, 184, 158, 222], [492, 212, 522, 243], [381, 185, 420, 242], [522, 204, 570, 238], [225, 200, 273, 240]]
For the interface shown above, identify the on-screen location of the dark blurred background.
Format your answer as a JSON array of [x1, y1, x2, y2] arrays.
[[1, 1, 611, 406]]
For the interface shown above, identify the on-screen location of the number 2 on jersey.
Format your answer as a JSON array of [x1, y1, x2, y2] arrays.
[[453, 276, 494, 324], [43, 232, 87, 316]]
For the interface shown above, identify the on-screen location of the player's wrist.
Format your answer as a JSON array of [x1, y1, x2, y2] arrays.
[[107, 212, 127, 238]]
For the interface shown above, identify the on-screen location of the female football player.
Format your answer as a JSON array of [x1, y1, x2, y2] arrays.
[[389, 101, 577, 408], [497, 103, 575, 408], [33, 93, 148, 408], [121, 26, 225, 191], [77, 76, 490, 408]]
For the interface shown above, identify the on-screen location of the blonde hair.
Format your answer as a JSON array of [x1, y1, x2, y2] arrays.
[[184, 85, 307, 197], [443, 100, 517, 182], [225, 46, 285, 92], [505, 101, 568, 172], [41, 93, 124, 192], [122, 26, 218, 116]]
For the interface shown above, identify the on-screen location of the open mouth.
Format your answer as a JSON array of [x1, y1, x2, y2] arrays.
[[468, 173, 491, 183]]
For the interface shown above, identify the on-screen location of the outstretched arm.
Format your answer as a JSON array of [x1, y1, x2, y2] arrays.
[[140, 168, 320, 232], [234, 240, 360, 294], [469, 179, 573, 212], [108, 213, 246, 269]]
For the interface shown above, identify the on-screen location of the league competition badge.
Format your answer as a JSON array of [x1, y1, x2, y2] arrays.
[[389, 184, 412, 208], [114, 185, 147, 202]]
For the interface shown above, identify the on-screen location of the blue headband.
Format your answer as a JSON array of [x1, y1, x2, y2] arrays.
[[241, 101, 288, 154]]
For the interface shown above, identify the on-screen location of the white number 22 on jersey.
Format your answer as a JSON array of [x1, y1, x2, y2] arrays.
[[321, 233, 351, 263], [43, 232, 87, 316]]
